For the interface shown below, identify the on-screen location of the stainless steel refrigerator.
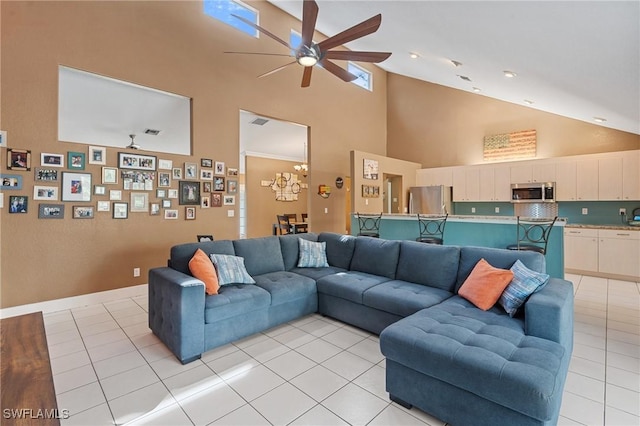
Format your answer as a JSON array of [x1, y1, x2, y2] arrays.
[[408, 186, 453, 215]]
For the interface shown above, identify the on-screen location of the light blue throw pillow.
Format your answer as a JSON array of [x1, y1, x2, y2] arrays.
[[297, 238, 329, 268], [209, 254, 255, 286], [499, 259, 550, 317]]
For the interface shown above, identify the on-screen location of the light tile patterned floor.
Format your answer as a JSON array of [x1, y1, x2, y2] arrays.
[[43, 274, 639, 425]]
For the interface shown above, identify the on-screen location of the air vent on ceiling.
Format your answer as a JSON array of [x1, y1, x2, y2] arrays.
[[144, 128, 161, 135], [250, 118, 269, 126]]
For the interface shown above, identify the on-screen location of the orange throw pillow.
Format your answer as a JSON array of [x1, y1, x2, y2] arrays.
[[458, 258, 514, 311], [189, 249, 220, 295]]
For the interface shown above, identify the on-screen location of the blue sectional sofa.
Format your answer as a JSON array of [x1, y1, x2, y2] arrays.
[[148, 232, 574, 426]]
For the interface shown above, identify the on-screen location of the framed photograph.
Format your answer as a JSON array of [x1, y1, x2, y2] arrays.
[[172, 168, 182, 179], [214, 161, 225, 175], [33, 185, 59, 201], [227, 179, 238, 194], [97, 201, 110, 212], [94, 185, 106, 196], [213, 176, 225, 192], [203, 182, 212, 193], [123, 179, 133, 191], [156, 189, 166, 198], [61, 172, 92, 202], [162, 199, 171, 208], [0, 130, 7, 148], [201, 195, 211, 208], [1, 174, 23, 190], [150, 203, 161, 215], [363, 158, 379, 180], [158, 172, 171, 187], [185, 207, 196, 220], [73, 206, 94, 219], [9, 195, 28, 213], [179, 181, 200, 205], [227, 167, 238, 177], [38, 203, 64, 219], [201, 158, 213, 168], [200, 169, 213, 181], [102, 167, 118, 184], [223, 195, 235, 206], [164, 209, 178, 220], [109, 190, 122, 201], [67, 151, 86, 170], [41, 153, 64, 168], [211, 193, 222, 207], [7, 149, 31, 171], [184, 162, 197, 180], [168, 189, 178, 199], [35, 167, 59, 182], [113, 202, 128, 219], [158, 159, 173, 170], [118, 152, 157, 171], [88, 146, 107, 165], [130, 192, 149, 212]]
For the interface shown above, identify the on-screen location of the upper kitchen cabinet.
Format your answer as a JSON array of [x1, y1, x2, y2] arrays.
[[510, 162, 556, 184], [598, 157, 623, 200], [416, 167, 454, 187], [576, 159, 599, 200], [555, 160, 577, 201], [622, 151, 640, 200], [480, 166, 511, 201], [453, 167, 480, 201]]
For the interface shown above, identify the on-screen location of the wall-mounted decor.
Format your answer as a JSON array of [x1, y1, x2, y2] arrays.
[[168, 189, 178, 199], [267, 172, 304, 201], [203, 182, 212, 193], [7, 149, 31, 171], [184, 163, 197, 179], [113, 202, 128, 219], [214, 177, 225, 192], [88, 146, 106, 165], [211, 193, 222, 207], [227, 179, 238, 194], [158, 159, 173, 170], [94, 185, 106, 196], [109, 190, 122, 201], [172, 167, 183, 179], [0, 130, 7, 148], [67, 151, 85, 170], [61, 172, 91, 202], [186, 207, 196, 220], [158, 172, 171, 187], [200, 169, 213, 181], [164, 209, 178, 220], [318, 185, 331, 199], [223, 195, 235, 206], [73, 206, 94, 219], [227, 168, 238, 177], [102, 167, 118, 184], [38, 203, 64, 219], [363, 158, 379, 180], [362, 185, 380, 198], [156, 189, 166, 198], [9, 195, 28, 213], [97, 201, 110, 212], [483, 129, 536, 162], [201, 195, 210, 208], [162, 199, 171, 208], [35, 167, 59, 182], [130, 192, 149, 212], [1, 174, 22, 190], [118, 152, 157, 171], [150, 203, 161, 215], [335, 177, 344, 189], [179, 181, 200, 205], [201, 158, 213, 168], [214, 161, 225, 176], [41, 153, 64, 168], [121, 170, 155, 190], [33, 185, 59, 201]]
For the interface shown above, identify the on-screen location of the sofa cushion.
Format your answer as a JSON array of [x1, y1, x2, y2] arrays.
[[210, 254, 255, 285], [252, 271, 317, 306], [500, 259, 550, 317], [290, 266, 347, 281], [297, 239, 329, 268], [363, 280, 453, 317], [380, 300, 566, 421], [458, 259, 514, 310], [396, 241, 460, 292], [204, 285, 271, 323], [316, 271, 390, 304], [318, 232, 356, 269], [279, 233, 318, 271], [233, 236, 285, 276], [350, 237, 400, 279], [455, 246, 545, 293], [170, 240, 235, 275], [189, 249, 219, 295]]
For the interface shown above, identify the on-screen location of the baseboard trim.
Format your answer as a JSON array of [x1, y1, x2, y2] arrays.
[[0, 284, 148, 319]]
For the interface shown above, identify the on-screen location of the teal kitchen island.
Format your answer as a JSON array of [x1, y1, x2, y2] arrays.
[[351, 214, 566, 278]]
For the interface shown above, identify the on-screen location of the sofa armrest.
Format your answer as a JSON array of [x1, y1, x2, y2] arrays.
[[148, 267, 206, 363], [524, 278, 574, 352]]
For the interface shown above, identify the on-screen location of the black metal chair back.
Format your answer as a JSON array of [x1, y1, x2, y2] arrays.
[[276, 215, 291, 235], [416, 214, 448, 245], [197, 235, 214, 242], [356, 213, 382, 238], [507, 216, 557, 255]]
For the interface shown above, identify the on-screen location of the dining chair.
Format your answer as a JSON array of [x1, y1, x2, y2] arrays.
[[285, 213, 297, 222], [197, 235, 214, 242], [506, 216, 557, 255], [356, 213, 382, 238], [276, 215, 292, 235], [416, 214, 448, 245], [301, 213, 308, 222]]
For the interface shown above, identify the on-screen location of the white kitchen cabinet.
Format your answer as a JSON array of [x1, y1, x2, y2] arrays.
[[479, 168, 495, 201], [532, 163, 556, 183], [564, 228, 598, 272], [598, 157, 623, 200], [510, 164, 532, 184], [479, 167, 510, 201], [416, 167, 454, 187], [622, 152, 640, 200], [598, 229, 640, 277], [555, 161, 577, 201], [453, 167, 479, 201], [576, 159, 598, 200]]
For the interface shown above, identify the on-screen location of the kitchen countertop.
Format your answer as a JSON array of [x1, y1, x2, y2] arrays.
[[564, 223, 640, 231], [376, 213, 568, 226]]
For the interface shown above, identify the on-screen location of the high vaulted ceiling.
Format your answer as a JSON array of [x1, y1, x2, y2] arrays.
[[269, 0, 639, 136]]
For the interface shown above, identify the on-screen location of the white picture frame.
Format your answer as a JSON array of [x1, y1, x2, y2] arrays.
[[102, 167, 118, 184], [109, 190, 122, 201], [0, 130, 7, 148], [61, 172, 91, 202], [41, 153, 64, 168], [97, 201, 110, 212], [33, 185, 59, 201], [158, 159, 173, 170], [88, 146, 107, 165], [214, 161, 225, 175], [223, 195, 235, 205], [130, 192, 149, 212]]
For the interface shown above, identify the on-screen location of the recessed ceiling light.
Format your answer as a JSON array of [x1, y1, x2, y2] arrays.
[[503, 70, 517, 78], [472, 87, 482, 93], [409, 52, 419, 59], [593, 117, 607, 123], [524, 100, 534, 105], [450, 60, 463, 67], [457, 75, 472, 82]]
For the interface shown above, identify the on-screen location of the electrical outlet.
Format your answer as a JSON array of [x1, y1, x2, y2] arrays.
[[494, 207, 500, 213], [619, 208, 626, 216], [582, 208, 588, 215], [324, 207, 328, 214], [471, 207, 476, 213], [133, 268, 140, 277]]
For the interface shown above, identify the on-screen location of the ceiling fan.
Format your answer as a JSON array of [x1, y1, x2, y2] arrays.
[[226, 0, 391, 88]]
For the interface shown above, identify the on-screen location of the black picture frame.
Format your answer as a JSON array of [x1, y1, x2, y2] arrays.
[[179, 181, 200, 205], [38, 203, 65, 219]]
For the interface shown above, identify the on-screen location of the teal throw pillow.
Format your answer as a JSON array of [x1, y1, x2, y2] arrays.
[[499, 259, 550, 317], [297, 238, 329, 268], [209, 254, 255, 286]]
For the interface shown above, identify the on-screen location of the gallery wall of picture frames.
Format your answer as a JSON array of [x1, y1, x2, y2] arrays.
[[0, 136, 238, 221]]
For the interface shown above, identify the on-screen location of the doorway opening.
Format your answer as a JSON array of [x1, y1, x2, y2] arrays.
[[383, 173, 403, 214]]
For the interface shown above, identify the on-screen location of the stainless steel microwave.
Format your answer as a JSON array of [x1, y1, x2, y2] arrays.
[[511, 182, 556, 203]]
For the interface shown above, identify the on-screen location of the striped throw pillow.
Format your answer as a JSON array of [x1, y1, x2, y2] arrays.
[[209, 254, 255, 286], [297, 238, 329, 268], [499, 259, 550, 317]]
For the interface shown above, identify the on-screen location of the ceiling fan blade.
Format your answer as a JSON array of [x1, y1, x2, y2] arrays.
[[317, 14, 382, 51], [224, 51, 293, 57], [231, 14, 292, 49], [325, 50, 392, 63], [319, 59, 358, 82], [301, 66, 313, 88], [301, 0, 319, 47], [258, 61, 297, 79]]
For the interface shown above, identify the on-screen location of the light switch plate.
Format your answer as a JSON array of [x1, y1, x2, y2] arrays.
[[227, 210, 234, 217]]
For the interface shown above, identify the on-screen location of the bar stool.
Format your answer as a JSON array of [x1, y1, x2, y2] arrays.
[[356, 213, 382, 238], [416, 214, 448, 245], [506, 216, 557, 255]]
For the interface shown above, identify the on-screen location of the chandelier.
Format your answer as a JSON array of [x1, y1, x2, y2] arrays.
[[293, 141, 308, 177]]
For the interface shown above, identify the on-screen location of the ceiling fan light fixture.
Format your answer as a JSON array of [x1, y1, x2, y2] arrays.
[[297, 55, 318, 67], [409, 52, 420, 59], [503, 70, 517, 78], [472, 87, 482, 93], [593, 116, 607, 123], [126, 134, 140, 150]]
